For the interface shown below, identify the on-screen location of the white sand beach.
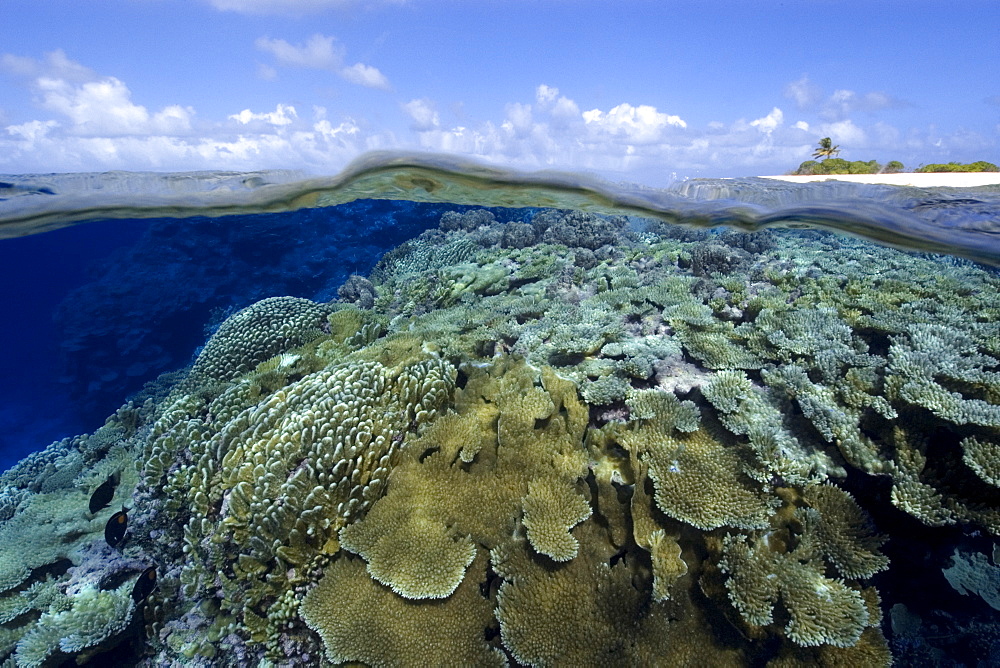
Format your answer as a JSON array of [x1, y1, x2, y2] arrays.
[[758, 173, 1000, 188]]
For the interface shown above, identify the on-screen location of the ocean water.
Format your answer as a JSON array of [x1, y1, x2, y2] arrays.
[[1, 152, 998, 666]]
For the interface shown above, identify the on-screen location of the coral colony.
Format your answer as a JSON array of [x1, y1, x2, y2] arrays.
[[3, 206, 1000, 666]]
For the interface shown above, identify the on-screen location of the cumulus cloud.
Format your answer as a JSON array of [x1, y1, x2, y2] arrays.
[[749, 107, 783, 134], [0, 51, 373, 173], [229, 104, 298, 126], [582, 103, 686, 143], [255, 34, 389, 88], [818, 119, 867, 147], [402, 98, 439, 131], [2, 52, 195, 138], [34, 76, 194, 136]]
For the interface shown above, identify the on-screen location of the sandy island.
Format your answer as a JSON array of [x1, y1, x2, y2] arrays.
[[758, 172, 1000, 188]]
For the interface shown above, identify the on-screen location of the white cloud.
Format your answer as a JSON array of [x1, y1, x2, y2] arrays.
[[255, 34, 389, 89], [822, 89, 903, 120], [583, 103, 686, 143], [750, 107, 783, 135], [819, 119, 867, 147], [402, 98, 439, 131], [229, 104, 298, 126], [34, 76, 194, 136], [535, 84, 559, 105], [0, 52, 374, 172], [0, 49, 96, 83], [339, 62, 390, 90], [534, 85, 579, 128], [0, 51, 993, 182], [256, 63, 278, 81], [502, 103, 533, 138], [256, 34, 342, 70], [784, 76, 906, 122], [6, 119, 58, 141]]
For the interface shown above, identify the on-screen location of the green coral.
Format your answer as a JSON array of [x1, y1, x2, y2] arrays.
[[717, 485, 887, 649], [186, 296, 333, 384]]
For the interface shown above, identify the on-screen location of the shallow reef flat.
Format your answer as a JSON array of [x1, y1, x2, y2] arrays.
[[2, 204, 1000, 666]]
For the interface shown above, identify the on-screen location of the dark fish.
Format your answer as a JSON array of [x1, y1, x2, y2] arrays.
[[89, 475, 117, 514], [105, 507, 129, 548], [131, 566, 157, 604]]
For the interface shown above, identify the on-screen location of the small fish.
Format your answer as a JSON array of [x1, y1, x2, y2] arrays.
[[105, 507, 129, 548], [131, 566, 157, 604], [89, 474, 117, 514]]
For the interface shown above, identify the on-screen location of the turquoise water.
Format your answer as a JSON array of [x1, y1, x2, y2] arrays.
[[0, 153, 998, 666]]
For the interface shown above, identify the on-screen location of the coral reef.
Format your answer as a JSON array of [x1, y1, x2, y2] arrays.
[[3, 200, 1000, 665]]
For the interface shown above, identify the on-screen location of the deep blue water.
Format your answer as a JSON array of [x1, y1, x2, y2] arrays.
[[0, 199, 473, 471], [0, 218, 145, 468]]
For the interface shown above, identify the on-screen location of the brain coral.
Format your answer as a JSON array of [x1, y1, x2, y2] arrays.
[[186, 295, 333, 383]]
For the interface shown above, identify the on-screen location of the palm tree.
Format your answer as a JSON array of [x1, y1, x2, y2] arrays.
[[812, 137, 841, 161]]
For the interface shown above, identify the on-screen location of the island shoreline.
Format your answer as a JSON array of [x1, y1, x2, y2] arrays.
[[756, 172, 1000, 188]]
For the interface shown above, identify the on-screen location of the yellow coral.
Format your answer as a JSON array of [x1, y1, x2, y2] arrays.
[[647, 529, 687, 602], [521, 479, 592, 562], [300, 552, 505, 666], [323, 359, 590, 603], [339, 494, 477, 599], [633, 424, 777, 531]]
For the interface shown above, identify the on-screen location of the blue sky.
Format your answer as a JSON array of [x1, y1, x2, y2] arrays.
[[1, 0, 998, 184]]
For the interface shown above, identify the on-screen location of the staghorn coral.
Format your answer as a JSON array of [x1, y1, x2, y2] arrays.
[[715, 481, 889, 651], [719, 530, 870, 649], [961, 435, 1000, 486], [796, 484, 889, 580]]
